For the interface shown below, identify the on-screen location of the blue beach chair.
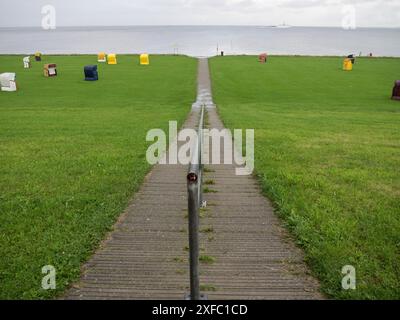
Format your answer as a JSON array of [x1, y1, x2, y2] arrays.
[[84, 65, 98, 81]]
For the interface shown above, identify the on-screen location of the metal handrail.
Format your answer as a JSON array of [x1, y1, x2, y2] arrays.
[[186, 105, 205, 300]]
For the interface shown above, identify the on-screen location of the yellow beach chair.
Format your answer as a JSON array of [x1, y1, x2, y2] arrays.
[[343, 58, 353, 71], [140, 54, 150, 66], [108, 54, 117, 65], [35, 52, 42, 61], [98, 52, 106, 63]]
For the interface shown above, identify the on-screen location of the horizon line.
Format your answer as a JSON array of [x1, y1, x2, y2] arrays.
[[1, 24, 399, 29]]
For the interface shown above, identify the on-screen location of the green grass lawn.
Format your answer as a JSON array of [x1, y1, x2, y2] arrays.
[[0, 54, 197, 299], [209, 55, 400, 299]]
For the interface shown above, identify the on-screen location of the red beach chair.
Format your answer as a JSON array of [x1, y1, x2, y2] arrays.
[[259, 53, 268, 63]]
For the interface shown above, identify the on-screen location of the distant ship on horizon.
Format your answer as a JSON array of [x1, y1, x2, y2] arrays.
[[275, 22, 291, 28], [257, 22, 292, 29]]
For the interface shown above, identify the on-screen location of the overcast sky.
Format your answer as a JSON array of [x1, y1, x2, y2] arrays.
[[0, 0, 399, 28]]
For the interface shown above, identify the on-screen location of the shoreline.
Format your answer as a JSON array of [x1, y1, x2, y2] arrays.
[[1, 53, 399, 58], [1, 25, 400, 30]]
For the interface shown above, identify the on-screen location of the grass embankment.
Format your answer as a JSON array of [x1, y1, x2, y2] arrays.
[[209, 56, 400, 299], [0, 55, 197, 299]]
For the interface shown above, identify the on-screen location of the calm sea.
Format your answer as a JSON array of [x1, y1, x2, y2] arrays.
[[0, 26, 399, 57]]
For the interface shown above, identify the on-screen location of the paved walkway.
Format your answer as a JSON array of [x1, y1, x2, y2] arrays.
[[65, 113, 199, 300], [65, 58, 322, 300]]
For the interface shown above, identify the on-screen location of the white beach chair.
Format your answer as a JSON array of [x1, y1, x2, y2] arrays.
[[23, 56, 31, 69], [0, 73, 17, 92]]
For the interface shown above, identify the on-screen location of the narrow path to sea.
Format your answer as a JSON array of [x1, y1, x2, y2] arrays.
[[64, 58, 323, 300]]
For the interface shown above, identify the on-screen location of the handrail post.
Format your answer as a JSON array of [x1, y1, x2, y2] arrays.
[[186, 105, 205, 300], [187, 179, 200, 300]]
